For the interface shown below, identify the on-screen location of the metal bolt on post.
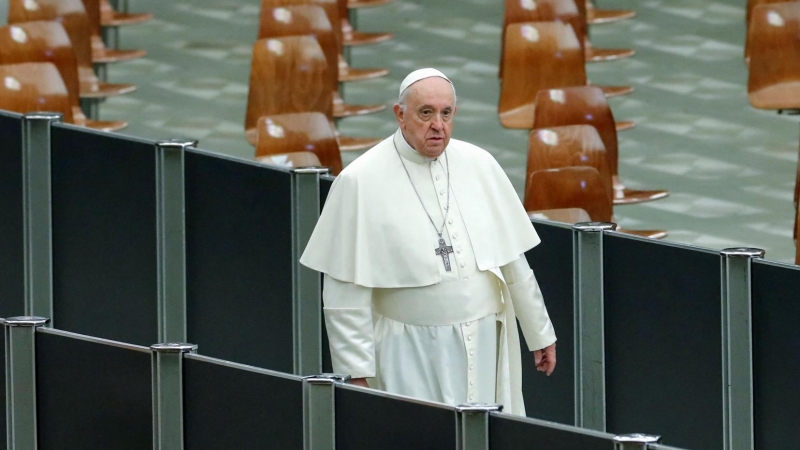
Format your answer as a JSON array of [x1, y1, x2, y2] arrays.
[[572, 221, 616, 431], [4, 316, 50, 450], [613, 433, 661, 450], [151, 342, 197, 450], [456, 403, 503, 450], [302, 374, 350, 450], [720, 247, 764, 450]]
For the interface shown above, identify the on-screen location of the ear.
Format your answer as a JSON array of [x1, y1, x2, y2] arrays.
[[392, 103, 404, 125]]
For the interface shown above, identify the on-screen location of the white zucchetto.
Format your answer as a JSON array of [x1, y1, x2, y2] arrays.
[[398, 68, 452, 98]]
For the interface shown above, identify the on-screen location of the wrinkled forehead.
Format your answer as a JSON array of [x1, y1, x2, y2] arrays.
[[407, 77, 456, 105]]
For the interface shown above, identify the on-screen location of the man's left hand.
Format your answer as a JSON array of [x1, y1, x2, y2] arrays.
[[533, 343, 556, 376]]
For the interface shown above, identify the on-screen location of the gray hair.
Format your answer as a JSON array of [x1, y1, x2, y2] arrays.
[[398, 80, 458, 112]]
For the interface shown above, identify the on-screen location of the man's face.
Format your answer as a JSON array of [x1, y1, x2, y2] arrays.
[[393, 77, 457, 158]]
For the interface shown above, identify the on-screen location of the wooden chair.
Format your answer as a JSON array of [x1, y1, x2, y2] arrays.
[[245, 36, 380, 152], [81, 0, 147, 63], [338, 0, 392, 46], [348, 0, 393, 8], [744, 0, 798, 64], [747, 2, 800, 110], [0, 62, 74, 123], [526, 166, 612, 221], [8, 0, 137, 99], [532, 86, 668, 205], [526, 125, 666, 238], [256, 112, 343, 174], [529, 208, 591, 223], [498, 22, 633, 129], [258, 4, 385, 118], [0, 21, 126, 131], [100, 0, 152, 27], [255, 151, 323, 169], [503, 0, 634, 64], [585, 0, 636, 25]]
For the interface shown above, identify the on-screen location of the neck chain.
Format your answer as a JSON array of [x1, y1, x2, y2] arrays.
[[393, 137, 456, 271]]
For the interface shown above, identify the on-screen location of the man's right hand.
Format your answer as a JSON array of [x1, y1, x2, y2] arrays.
[[349, 377, 369, 388]]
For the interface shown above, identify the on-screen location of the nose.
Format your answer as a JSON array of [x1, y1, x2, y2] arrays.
[[431, 115, 444, 131]]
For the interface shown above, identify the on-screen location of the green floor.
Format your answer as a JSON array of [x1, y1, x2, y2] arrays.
[[2, 0, 797, 263]]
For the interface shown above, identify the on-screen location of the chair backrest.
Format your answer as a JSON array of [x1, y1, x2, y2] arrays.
[[245, 36, 331, 134], [255, 151, 323, 169], [0, 22, 82, 115], [503, 0, 585, 52], [527, 124, 612, 201], [261, 0, 343, 52], [0, 62, 74, 122], [532, 86, 619, 176], [258, 4, 338, 95], [747, 2, 800, 109], [255, 112, 342, 175], [524, 166, 611, 221], [746, 0, 797, 24], [499, 22, 585, 120]]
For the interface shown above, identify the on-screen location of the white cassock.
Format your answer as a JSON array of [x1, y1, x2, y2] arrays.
[[300, 129, 556, 415]]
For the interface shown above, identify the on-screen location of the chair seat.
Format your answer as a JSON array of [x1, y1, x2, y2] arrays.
[[333, 101, 386, 118], [338, 135, 381, 151], [84, 118, 128, 131], [528, 208, 591, 224], [101, 11, 153, 27], [80, 81, 137, 98], [617, 227, 668, 239], [339, 65, 389, 82], [587, 8, 637, 24], [343, 30, 393, 46], [499, 103, 536, 129], [748, 82, 800, 110], [348, 0, 393, 8], [615, 120, 635, 132], [613, 187, 669, 205], [585, 46, 636, 62], [92, 47, 147, 63], [597, 84, 635, 97]]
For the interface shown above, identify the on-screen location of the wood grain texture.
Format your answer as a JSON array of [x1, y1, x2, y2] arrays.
[[255, 151, 323, 169], [255, 112, 342, 174], [524, 166, 612, 221], [245, 36, 332, 136], [747, 2, 800, 109], [82, 0, 146, 63], [499, 21, 585, 129], [0, 62, 74, 122], [99, 0, 152, 27]]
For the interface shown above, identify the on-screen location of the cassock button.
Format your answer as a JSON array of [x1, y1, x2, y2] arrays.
[[469, 381, 474, 387], [465, 322, 471, 327], [456, 249, 462, 254], [469, 350, 474, 356], [453, 233, 459, 239], [469, 365, 474, 371], [460, 262, 466, 268], [435, 175, 441, 181], [469, 395, 474, 401], [467, 336, 472, 342], [439, 190, 444, 195], [447, 219, 453, 225]]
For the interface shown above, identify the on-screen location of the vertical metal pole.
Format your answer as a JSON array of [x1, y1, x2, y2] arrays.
[[302, 374, 350, 450], [155, 140, 194, 343], [720, 248, 764, 450], [456, 403, 502, 450], [151, 342, 196, 450], [291, 168, 329, 376], [613, 433, 661, 450], [21, 113, 62, 322], [79, 98, 100, 121], [4, 316, 49, 450], [572, 221, 616, 431]]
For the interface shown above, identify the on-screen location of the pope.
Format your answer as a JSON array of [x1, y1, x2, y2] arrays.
[[300, 68, 556, 415]]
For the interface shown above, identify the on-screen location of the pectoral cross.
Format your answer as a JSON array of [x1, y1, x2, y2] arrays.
[[434, 237, 454, 271]]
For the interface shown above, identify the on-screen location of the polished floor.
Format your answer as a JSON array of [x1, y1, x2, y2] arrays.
[[1, 0, 797, 263]]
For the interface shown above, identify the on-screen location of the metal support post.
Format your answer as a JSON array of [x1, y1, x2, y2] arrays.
[[4, 316, 49, 450], [79, 98, 100, 121], [720, 247, 764, 450], [302, 374, 350, 450], [291, 168, 330, 375], [155, 140, 194, 343], [456, 403, 503, 450], [613, 434, 661, 450], [572, 221, 616, 431], [151, 342, 196, 450], [22, 113, 62, 322]]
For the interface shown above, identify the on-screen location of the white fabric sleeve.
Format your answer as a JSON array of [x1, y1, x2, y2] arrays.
[[323, 274, 376, 379], [500, 255, 557, 352]]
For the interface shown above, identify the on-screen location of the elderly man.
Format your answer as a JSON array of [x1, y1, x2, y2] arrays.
[[300, 68, 556, 415]]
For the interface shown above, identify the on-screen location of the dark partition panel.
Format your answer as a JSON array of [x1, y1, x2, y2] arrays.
[[523, 220, 574, 424], [320, 175, 334, 373], [0, 330, 5, 449], [490, 413, 611, 449], [336, 387, 456, 450], [0, 111, 25, 318], [752, 260, 800, 449], [50, 125, 158, 345], [185, 150, 293, 372], [604, 234, 721, 450], [36, 330, 151, 449], [183, 356, 303, 449]]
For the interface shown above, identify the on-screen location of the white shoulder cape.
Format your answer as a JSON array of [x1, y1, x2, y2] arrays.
[[300, 131, 540, 288]]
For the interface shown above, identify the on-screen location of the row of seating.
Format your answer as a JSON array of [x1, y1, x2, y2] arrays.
[[0, 0, 152, 130], [744, 0, 800, 264]]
